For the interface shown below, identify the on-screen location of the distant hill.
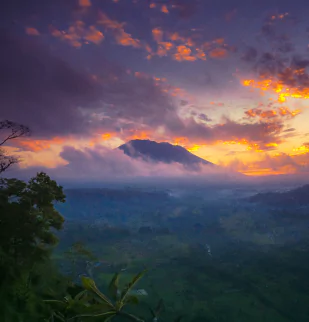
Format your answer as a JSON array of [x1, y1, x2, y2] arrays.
[[118, 139, 214, 166], [248, 184, 309, 207]]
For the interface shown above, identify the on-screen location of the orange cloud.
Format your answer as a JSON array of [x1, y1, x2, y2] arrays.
[[157, 42, 174, 56], [209, 48, 228, 58], [79, 0, 91, 7], [148, 28, 228, 62], [291, 143, 309, 156], [152, 28, 163, 42], [89, 133, 116, 146], [25, 27, 40, 36], [270, 12, 289, 20], [242, 70, 309, 103], [161, 5, 169, 14], [50, 21, 104, 47], [98, 12, 140, 48], [16, 137, 65, 152], [174, 45, 196, 61]]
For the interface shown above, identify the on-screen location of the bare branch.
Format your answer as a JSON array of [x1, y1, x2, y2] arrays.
[[0, 120, 30, 146], [0, 120, 30, 174], [0, 149, 19, 174]]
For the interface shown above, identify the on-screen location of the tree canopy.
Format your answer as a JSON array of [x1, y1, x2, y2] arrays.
[[0, 172, 66, 321]]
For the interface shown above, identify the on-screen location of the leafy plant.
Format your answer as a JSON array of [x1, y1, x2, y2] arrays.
[[46, 270, 147, 321]]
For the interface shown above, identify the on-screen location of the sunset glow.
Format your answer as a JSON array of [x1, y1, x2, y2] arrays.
[[1, 0, 309, 178]]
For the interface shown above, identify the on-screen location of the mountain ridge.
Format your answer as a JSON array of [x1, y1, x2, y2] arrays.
[[118, 139, 214, 166]]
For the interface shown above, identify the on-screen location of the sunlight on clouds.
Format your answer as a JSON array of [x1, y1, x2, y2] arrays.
[[97, 12, 140, 48], [242, 74, 309, 103], [25, 27, 40, 36], [78, 0, 91, 7], [50, 21, 104, 47]]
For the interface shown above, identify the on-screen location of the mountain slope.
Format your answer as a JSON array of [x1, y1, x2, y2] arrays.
[[248, 184, 309, 207], [118, 139, 214, 166]]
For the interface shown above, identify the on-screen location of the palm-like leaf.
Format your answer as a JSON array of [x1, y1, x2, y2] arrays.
[[70, 310, 117, 320], [81, 276, 114, 309], [120, 269, 147, 306], [108, 272, 120, 300]]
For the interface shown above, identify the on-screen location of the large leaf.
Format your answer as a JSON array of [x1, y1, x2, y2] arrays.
[[81, 276, 114, 309], [108, 272, 120, 300], [73, 310, 117, 320], [44, 299, 67, 311], [120, 269, 147, 305]]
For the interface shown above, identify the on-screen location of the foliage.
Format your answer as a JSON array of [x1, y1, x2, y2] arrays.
[[46, 270, 147, 321], [45, 270, 186, 322], [0, 172, 65, 321]]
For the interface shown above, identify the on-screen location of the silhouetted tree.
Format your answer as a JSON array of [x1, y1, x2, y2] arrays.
[[0, 172, 65, 320], [0, 120, 30, 173]]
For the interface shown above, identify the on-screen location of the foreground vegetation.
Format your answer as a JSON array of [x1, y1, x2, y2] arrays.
[[0, 172, 185, 322], [1, 171, 309, 321]]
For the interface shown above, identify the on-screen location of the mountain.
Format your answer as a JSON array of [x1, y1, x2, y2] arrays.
[[118, 139, 214, 166], [248, 184, 309, 207]]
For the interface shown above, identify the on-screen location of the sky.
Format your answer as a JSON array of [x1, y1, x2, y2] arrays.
[[1, 0, 309, 180]]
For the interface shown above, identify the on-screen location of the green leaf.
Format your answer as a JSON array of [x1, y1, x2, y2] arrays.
[[108, 272, 120, 300], [72, 310, 117, 320], [44, 299, 67, 311], [74, 290, 88, 301], [81, 276, 114, 308], [120, 269, 147, 304]]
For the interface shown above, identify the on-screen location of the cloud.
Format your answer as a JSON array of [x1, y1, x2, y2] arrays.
[[6, 144, 240, 183], [170, 0, 200, 19], [0, 29, 182, 143], [174, 45, 197, 61], [244, 105, 301, 121], [226, 150, 309, 176], [25, 27, 40, 36], [50, 21, 104, 47], [0, 29, 103, 138], [209, 48, 228, 59], [79, 0, 91, 7], [97, 11, 140, 48], [161, 5, 169, 14], [241, 21, 309, 103]]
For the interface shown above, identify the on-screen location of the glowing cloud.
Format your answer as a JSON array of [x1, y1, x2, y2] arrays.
[[25, 27, 40, 36], [50, 21, 104, 47]]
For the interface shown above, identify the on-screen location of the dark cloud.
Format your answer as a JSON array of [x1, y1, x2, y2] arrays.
[[0, 29, 102, 138], [180, 100, 189, 106], [241, 47, 258, 62], [170, 0, 201, 19], [0, 29, 178, 140], [283, 128, 296, 132], [163, 116, 284, 149], [198, 113, 212, 122]]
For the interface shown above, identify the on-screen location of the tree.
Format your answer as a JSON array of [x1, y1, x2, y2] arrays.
[[0, 119, 30, 174], [0, 172, 65, 321]]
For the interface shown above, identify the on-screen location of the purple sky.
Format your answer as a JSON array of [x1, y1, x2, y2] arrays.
[[1, 0, 309, 179]]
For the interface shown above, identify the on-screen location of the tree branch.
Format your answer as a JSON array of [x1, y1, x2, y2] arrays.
[[0, 120, 30, 173]]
